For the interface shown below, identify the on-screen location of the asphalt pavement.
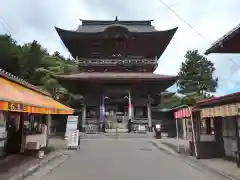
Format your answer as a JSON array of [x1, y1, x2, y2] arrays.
[[27, 138, 233, 180]]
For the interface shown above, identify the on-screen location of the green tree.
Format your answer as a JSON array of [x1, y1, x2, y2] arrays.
[[0, 35, 78, 104], [177, 50, 218, 105], [0, 35, 22, 75], [18, 40, 49, 84]]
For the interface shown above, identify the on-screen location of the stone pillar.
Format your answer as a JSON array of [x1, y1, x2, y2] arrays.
[[147, 95, 152, 132], [100, 95, 105, 133]]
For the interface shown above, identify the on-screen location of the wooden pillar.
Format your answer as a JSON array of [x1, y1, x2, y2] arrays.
[[195, 112, 201, 159], [46, 114, 51, 148], [147, 95, 152, 132], [82, 104, 86, 126], [234, 116, 240, 167], [182, 118, 187, 139]]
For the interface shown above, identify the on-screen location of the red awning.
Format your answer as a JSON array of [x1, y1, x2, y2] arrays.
[[174, 107, 192, 119]]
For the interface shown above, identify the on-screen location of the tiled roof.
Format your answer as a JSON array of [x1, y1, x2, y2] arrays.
[[54, 72, 178, 81], [77, 17, 156, 33], [196, 92, 240, 106], [0, 69, 50, 96], [205, 23, 240, 55]]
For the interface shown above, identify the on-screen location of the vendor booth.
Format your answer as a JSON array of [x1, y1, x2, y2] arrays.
[[194, 97, 240, 160], [174, 107, 197, 156], [0, 69, 73, 157]]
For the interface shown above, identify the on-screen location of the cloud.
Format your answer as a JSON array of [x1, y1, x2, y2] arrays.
[[0, 0, 240, 95]]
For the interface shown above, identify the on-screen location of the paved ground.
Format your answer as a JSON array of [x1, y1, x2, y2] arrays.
[[0, 137, 69, 180], [153, 138, 240, 180], [27, 138, 234, 180]]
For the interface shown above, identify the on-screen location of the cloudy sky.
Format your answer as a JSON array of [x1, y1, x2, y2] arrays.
[[1, 0, 240, 96]]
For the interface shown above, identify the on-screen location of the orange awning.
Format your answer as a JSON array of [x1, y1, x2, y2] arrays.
[[0, 76, 74, 114]]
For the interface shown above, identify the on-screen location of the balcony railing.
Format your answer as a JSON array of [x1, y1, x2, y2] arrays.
[[77, 58, 157, 66]]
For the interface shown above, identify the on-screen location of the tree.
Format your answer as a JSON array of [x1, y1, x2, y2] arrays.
[[161, 94, 183, 108], [0, 35, 22, 75], [19, 40, 48, 84], [0, 35, 78, 104], [177, 50, 218, 105]]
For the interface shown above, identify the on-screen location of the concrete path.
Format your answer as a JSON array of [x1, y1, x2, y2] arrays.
[[152, 138, 240, 180], [27, 138, 233, 180]]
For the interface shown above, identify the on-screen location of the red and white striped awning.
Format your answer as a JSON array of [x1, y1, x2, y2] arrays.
[[174, 107, 192, 119]]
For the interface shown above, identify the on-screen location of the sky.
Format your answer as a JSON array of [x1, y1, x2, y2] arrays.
[[1, 0, 240, 96]]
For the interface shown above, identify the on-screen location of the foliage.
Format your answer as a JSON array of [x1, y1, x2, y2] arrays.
[[158, 93, 184, 109], [0, 34, 78, 104], [177, 50, 218, 105]]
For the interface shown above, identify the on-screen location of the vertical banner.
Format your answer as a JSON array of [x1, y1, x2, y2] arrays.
[[128, 91, 132, 120], [101, 95, 105, 121]]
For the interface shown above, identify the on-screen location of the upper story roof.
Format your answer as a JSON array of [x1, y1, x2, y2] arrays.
[[77, 16, 156, 33]]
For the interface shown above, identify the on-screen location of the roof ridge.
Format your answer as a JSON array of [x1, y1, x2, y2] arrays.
[[80, 18, 154, 26], [0, 69, 50, 96]]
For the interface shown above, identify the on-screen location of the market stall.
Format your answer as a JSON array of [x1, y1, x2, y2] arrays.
[[194, 102, 240, 159], [0, 69, 73, 157], [174, 107, 197, 156]]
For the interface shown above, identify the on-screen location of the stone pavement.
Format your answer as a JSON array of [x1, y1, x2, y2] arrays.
[[151, 138, 240, 180], [34, 138, 232, 180], [0, 137, 71, 180]]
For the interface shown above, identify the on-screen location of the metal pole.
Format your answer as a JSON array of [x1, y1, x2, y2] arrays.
[[176, 118, 180, 153]]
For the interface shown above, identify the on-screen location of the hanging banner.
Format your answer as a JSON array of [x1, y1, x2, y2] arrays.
[[174, 108, 192, 119], [101, 95, 105, 121]]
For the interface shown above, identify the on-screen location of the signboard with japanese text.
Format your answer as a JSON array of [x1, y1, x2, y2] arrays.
[[0, 101, 72, 114], [67, 130, 79, 148]]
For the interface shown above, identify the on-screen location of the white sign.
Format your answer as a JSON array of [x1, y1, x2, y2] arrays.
[[156, 124, 161, 129], [67, 130, 79, 148], [65, 116, 78, 139], [138, 125, 146, 131]]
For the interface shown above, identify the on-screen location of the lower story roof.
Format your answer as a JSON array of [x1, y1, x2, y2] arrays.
[[54, 72, 178, 81], [53, 72, 178, 96]]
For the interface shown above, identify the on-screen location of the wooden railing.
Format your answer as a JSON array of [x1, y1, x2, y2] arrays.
[[77, 58, 157, 66]]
